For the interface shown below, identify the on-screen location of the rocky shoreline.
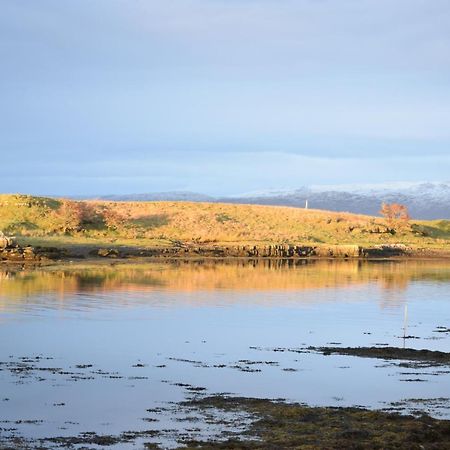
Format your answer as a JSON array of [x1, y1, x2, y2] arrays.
[[0, 242, 67, 263], [1, 239, 450, 263]]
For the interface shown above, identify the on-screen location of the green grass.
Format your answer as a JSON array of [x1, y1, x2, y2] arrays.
[[413, 220, 450, 239]]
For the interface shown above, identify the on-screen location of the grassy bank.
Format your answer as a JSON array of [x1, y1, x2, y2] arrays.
[[1, 194, 449, 254]]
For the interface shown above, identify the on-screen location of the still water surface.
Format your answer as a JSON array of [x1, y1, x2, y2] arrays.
[[1, 260, 449, 447]]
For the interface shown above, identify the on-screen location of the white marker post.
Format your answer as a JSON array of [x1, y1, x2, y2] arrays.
[[403, 304, 408, 348]]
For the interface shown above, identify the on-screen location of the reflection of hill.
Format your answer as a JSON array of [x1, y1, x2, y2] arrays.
[[1, 261, 449, 312]]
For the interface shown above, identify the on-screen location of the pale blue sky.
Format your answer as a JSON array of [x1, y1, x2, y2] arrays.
[[1, 0, 449, 195]]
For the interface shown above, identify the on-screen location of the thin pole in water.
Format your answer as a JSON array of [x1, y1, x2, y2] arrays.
[[403, 304, 408, 348]]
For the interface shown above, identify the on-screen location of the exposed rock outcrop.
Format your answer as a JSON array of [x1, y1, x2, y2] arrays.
[[119, 243, 412, 259], [0, 243, 39, 262], [0, 232, 66, 263]]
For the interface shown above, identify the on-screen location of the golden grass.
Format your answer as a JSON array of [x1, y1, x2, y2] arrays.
[[1, 194, 449, 249]]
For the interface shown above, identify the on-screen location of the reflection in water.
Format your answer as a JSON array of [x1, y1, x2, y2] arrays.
[[0, 259, 449, 446], [1, 260, 450, 312]]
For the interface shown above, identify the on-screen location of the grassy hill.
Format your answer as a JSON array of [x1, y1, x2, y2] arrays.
[[0, 194, 449, 251]]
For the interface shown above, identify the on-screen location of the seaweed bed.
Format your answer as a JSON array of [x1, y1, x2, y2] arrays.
[[3, 395, 450, 449], [2, 346, 450, 448], [308, 346, 450, 367], [177, 395, 450, 449]]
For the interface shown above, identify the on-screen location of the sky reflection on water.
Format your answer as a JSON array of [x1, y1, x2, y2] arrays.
[[0, 260, 449, 446]]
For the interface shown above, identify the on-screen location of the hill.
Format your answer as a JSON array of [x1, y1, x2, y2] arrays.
[[222, 182, 450, 220], [86, 182, 450, 220], [0, 195, 449, 257]]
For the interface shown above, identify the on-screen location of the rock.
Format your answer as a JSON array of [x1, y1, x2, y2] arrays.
[[361, 244, 410, 257], [97, 248, 119, 258], [0, 232, 16, 249]]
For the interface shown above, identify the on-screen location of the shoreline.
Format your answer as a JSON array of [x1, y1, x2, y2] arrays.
[[1, 242, 450, 265], [2, 254, 450, 267]]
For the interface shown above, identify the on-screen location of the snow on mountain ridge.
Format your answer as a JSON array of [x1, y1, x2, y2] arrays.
[[230, 182, 450, 219], [236, 182, 450, 198]]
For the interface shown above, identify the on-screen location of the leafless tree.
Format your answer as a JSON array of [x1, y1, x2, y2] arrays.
[[380, 202, 410, 232]]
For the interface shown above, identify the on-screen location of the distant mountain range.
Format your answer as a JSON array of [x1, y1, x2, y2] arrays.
[[86, 182, 450, 219], [94, 191, 214, 202]]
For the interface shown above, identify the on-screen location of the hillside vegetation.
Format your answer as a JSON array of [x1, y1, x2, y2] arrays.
[[0, 194, 449, 250]]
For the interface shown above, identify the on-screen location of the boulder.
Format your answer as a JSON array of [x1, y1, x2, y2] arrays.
[[0, 233, 16, 249], [97, 248, 119, 258]]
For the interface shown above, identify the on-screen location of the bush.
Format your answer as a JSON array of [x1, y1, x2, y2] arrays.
[[379, 203, 410, 232]]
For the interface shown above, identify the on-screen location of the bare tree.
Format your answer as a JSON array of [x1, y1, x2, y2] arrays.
[[380, 202, 410, 232], [56, 200, 86, 233]]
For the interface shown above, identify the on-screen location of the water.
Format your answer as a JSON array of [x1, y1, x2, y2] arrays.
[[1, 259, 449, 447]]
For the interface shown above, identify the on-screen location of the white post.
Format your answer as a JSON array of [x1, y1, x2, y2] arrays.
[[305, 199, 308, 209], [403, 304, 408, 348]]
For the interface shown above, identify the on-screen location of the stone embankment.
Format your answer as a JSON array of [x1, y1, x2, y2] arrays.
[[1, 235, 35, 261], [0, 234, 64, 263], [94, 243, 413, 259], [2, 238, 441, 263], [179, 243, 411, 258]]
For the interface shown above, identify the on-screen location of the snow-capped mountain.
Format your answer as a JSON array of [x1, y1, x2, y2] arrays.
[[223, 182, 450, 219], [85, 182, 450, 219]]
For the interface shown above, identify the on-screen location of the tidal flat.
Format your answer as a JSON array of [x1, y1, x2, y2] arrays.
[[1, 259, 450, 448]]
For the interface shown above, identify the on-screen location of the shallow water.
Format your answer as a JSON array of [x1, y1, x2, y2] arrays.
[[1, 259, 449, 448]]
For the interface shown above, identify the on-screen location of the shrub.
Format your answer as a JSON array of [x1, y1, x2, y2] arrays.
[[379, 203, 410, 232]]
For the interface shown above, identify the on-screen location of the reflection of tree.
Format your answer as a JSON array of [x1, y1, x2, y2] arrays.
[[378, 283, 408, 310], [375, 262, 448, 310], [0, 260, 449, 312], [378, 273, 409, 310], [380, 273, 409, 292]]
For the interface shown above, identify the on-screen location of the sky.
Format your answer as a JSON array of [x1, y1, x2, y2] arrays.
[[1, 0, 449, 196]]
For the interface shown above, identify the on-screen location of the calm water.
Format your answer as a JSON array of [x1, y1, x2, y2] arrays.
[[1, 259, 449, 447]]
